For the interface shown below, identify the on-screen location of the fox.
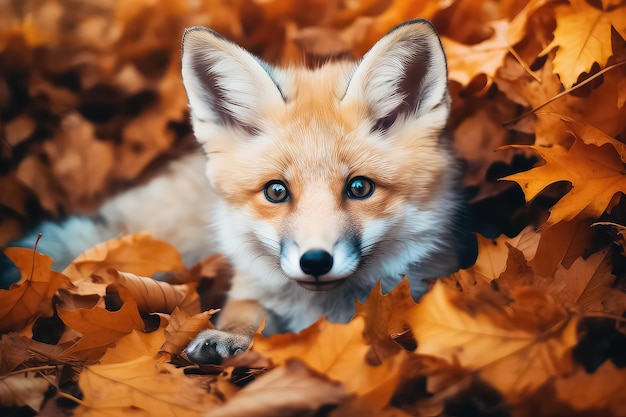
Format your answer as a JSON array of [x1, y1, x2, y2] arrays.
[[6, 19, 476, 364]]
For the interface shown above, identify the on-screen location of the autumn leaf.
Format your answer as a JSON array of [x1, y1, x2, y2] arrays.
[[354, 278, 416, 359], [502, 121, 626, 225], [208, 359, 350, 417], [58, 285, 145, 361], [252, 316, 408, 409], [409, 282, 578, 403], [99, 328, 167, 365], [442, 19, 510, 91], [0, 248, 72, 332], [62, 233, 185, 284], [161, 307, 217, 356], [75, 356, 221, 417], [543, 0, 626, 88]]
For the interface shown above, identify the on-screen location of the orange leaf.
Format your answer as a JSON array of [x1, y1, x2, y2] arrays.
[[543, 0, 626, 88], [252, 316, 408, 409], [161, 307, 217, 355], [62, 232, 185, 283], [501, 124, 626, 225], [0, 248, 72, 332], [99, 328, 167, 365], [75, 356, 220, 417], [409, 282, 578, 403], [58, 286, 145, 361]]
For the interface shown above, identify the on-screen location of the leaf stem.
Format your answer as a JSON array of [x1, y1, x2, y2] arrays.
[[502, 60, 626, 127]]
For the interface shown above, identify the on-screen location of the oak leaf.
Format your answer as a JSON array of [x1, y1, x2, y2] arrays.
[[543, 0, 626, 88], [75, 356, 220, 417], [0, 248, 72, 332], [409, 282, 578, 403], [502, 122, 626, 225]]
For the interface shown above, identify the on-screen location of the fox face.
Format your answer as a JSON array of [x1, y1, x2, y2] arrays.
[[181, 20, 459, 294]]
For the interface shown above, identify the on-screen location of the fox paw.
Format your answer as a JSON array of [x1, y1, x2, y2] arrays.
[[184, 329, 251, 364]]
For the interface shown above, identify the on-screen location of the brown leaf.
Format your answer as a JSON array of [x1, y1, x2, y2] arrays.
[[99, 328, 167, 365], [161, 307, 217, 356]]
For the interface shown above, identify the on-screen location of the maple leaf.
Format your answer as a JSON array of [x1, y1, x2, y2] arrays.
[[75, 356, 220, 417], [161, 307, 217, 356], [501, 121, 626, 225], [408, 282, 579, 403], [0, 248, 72, 332], [442, 19, 510, 90], [543, 0, 626, 88], [252, 316, 408, 409], [354, 278, 416, 359]]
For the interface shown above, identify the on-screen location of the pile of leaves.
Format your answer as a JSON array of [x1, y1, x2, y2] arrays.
[[1, 0, 626, 415]]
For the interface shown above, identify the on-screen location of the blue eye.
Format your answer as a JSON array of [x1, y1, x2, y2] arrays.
[[264, 180, 289, 203], [346, 176, 375, 200]]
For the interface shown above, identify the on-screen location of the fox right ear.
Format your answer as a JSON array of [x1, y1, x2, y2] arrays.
[[342, 19, 449, 130], [181, 27, 285, 137]]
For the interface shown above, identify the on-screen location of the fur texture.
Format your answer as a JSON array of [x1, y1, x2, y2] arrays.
[[8, 19, 475, 364]]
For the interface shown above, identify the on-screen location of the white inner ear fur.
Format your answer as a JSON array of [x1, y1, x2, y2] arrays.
[[342, 20, 448, 120], [181, 27, 285, 132]]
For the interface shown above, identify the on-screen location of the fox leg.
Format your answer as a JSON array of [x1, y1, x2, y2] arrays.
[[184, 298, 266, 364]]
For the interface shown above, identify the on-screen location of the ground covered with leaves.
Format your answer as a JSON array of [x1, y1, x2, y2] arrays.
[[1, 0, 626, 416]]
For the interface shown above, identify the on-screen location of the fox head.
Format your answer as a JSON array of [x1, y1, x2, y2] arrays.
[[181, 20, 459, 291]]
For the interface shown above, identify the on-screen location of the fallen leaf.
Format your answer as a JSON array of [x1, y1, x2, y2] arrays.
[[0, 247, 72, 332], [208, 359, 350, 417], [99, 328, 167, 365], [0, 373, 50, 410], [75, 356, 220, 417], [409, 282, 579, 403]]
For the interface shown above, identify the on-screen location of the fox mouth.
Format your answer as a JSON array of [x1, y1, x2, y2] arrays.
[[295, 279, 346, 291]]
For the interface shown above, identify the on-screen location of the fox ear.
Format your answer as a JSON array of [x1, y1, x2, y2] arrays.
[[181, 27, 285, 136], [343, 19, 449, 128]]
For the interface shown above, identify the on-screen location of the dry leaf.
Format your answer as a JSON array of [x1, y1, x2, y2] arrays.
[[0, 373, 50, 410]]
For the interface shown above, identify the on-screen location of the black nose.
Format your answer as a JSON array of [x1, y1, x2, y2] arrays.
[[299, 249, 333, 277]]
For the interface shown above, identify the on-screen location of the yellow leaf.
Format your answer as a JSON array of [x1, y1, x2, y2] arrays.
[[100, 328, 167, 365], [543, 0, 626, 88]]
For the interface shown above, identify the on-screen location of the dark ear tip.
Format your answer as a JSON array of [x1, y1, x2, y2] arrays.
[[386, 18, 439, 38], [181, 26, 228, 52]]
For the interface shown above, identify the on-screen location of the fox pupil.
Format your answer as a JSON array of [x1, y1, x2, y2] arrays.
[[264, 180, 289, 203], [347, 177, 374, 199]]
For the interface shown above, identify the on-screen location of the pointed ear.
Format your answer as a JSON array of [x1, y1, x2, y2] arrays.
[[181, 27, 285, 136], [342, 19, 449, 129]]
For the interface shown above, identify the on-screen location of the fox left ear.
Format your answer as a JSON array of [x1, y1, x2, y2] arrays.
[[342, 19, 449, 128]]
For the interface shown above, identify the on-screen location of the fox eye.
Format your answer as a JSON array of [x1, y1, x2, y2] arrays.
[[346, 176, 375, 200], [264, 180, 290, 203]]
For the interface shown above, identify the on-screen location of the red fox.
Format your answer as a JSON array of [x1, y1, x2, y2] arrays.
[[7, 19, 476, 364]]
